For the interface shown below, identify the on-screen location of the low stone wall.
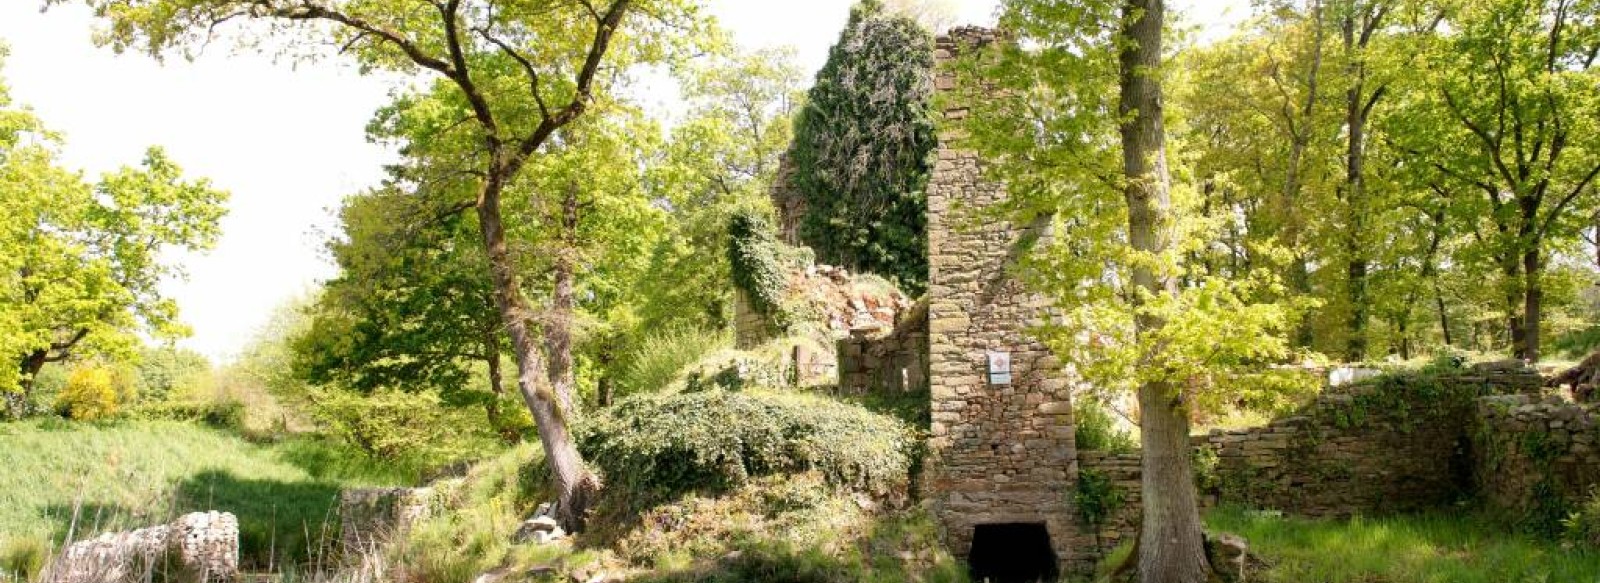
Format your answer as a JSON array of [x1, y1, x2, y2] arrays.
[[1193, 368, 1540, 517], [338, 487, 435, 555], [837, 299, 929, 393], [1475, 394, 1600, 527], [43, 511, 239, 583], [1072, 451, 1143, 570], [1067, 365, 1546, 555]]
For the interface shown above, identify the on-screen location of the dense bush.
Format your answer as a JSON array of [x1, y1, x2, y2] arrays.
[[129, 399, 246, 430], [579, 390, 917, 501], [1074, 398, 1137, 453], [1564, 487, 1600, 549], [789, 0, 935, 295], [309, 388, 504, 469], [53, 364, 126, 420]]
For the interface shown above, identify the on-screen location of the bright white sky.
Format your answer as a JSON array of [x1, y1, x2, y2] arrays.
[[0, 0, 1248, 361]]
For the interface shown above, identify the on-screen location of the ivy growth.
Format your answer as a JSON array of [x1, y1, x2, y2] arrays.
[[1075, 468, 1126, 529], [727, 209, 791, 325], [789, 0, 936, 295]]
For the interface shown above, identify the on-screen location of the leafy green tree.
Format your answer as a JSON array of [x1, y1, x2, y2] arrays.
[[956, 1, 1308, 579], [291, 186, 518, 435], [0, 52, 227, 417], [789, 0, 936, 294], [1387, 0, 1600, 362], [135, 345, 213, 403], [633, 47, 806, 333], [60, 0, 708, 527]]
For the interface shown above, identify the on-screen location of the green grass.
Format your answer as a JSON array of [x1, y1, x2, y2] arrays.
[[0, 418, 414, 575], [1206, 506, 1600, 583]]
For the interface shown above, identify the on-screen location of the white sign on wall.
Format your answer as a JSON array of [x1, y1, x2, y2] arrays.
[[987, 351, 1012, 386]]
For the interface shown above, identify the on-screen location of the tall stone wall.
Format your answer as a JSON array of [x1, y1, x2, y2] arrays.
[[925, 27, 1086, 574]]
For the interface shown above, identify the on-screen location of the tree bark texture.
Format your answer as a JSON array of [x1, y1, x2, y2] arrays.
[[1118, 1, 1211, 581], [477, 176, 598, 531]]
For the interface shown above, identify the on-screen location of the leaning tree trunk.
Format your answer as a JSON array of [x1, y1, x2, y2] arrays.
[[476, 173, 598, 531], [1119, 1, 1211, 581]]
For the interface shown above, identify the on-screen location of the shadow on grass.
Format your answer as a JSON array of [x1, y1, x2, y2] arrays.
[[175, 469, 344, 571], [44, 470, 347, 571], [620, 514, 967, 583]]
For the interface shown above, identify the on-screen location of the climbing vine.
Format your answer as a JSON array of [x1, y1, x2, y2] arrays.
[[727, 209, 790, 327], [1075, 467, 1126, 529], [789, 0, 936, 295]]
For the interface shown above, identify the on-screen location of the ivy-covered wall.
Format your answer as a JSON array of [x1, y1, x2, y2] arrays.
[[1475, 394, 1600, 535]]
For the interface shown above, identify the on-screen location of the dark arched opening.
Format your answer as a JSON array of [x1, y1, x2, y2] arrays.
[[968, 522, 1059, 583]]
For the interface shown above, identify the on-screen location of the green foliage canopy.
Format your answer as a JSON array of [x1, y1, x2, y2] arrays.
[[790, 0, 936, 295], [0, 49, 227, 408]]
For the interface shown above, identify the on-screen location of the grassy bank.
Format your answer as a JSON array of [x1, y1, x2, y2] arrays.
[[0, 418, 415, 576], [1206, 506, 1600, 583]]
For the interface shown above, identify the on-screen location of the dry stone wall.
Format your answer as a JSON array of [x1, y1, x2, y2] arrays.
[[1475, 394, 1600, 528], [43, 511, 239, 583], [339, 487, 436, 556], [1193, 367, 1541, 517], [925, 26, 1087, 575], [838, 299, 929, 393]]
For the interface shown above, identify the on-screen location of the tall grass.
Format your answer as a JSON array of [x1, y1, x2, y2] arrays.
[[617, 326, 733, 395], [0, 418, 413, 576], [1206, 506, 1600, 583]]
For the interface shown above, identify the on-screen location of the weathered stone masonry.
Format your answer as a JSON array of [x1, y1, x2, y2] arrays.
[[924, 27, 1091, 575]]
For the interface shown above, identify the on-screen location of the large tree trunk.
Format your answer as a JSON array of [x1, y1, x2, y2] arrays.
[[1119, 1, 1211, 581], [9, 351, 48, 419], [546, 182, 581, 417], [476, 174, 598, 532]]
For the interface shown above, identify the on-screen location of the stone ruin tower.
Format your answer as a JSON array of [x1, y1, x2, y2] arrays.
[[923, 27, 1087, 579]]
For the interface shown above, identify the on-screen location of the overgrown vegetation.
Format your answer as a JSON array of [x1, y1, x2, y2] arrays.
[[1206, 507, 1600, 583], [1073, 398, 1137, 454], [727, 209, 793, 324], [789, 0, 936, 295], [578, 390, 918, 504], [0, 418, 413, 577], [616, 326, 734, 396]]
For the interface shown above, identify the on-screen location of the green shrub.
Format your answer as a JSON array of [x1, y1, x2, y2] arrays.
[[579, 390, 917, 502], [54, 364, 123, 420], [1074, 398, 1137, 453], [130, 399, 246, 430], [1075, 468, 1127, 528], [308, 388, 501, 470], [618, 326, 732, 395], [1563, 487, 1600, 549], [0, 536, 46, 582]]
